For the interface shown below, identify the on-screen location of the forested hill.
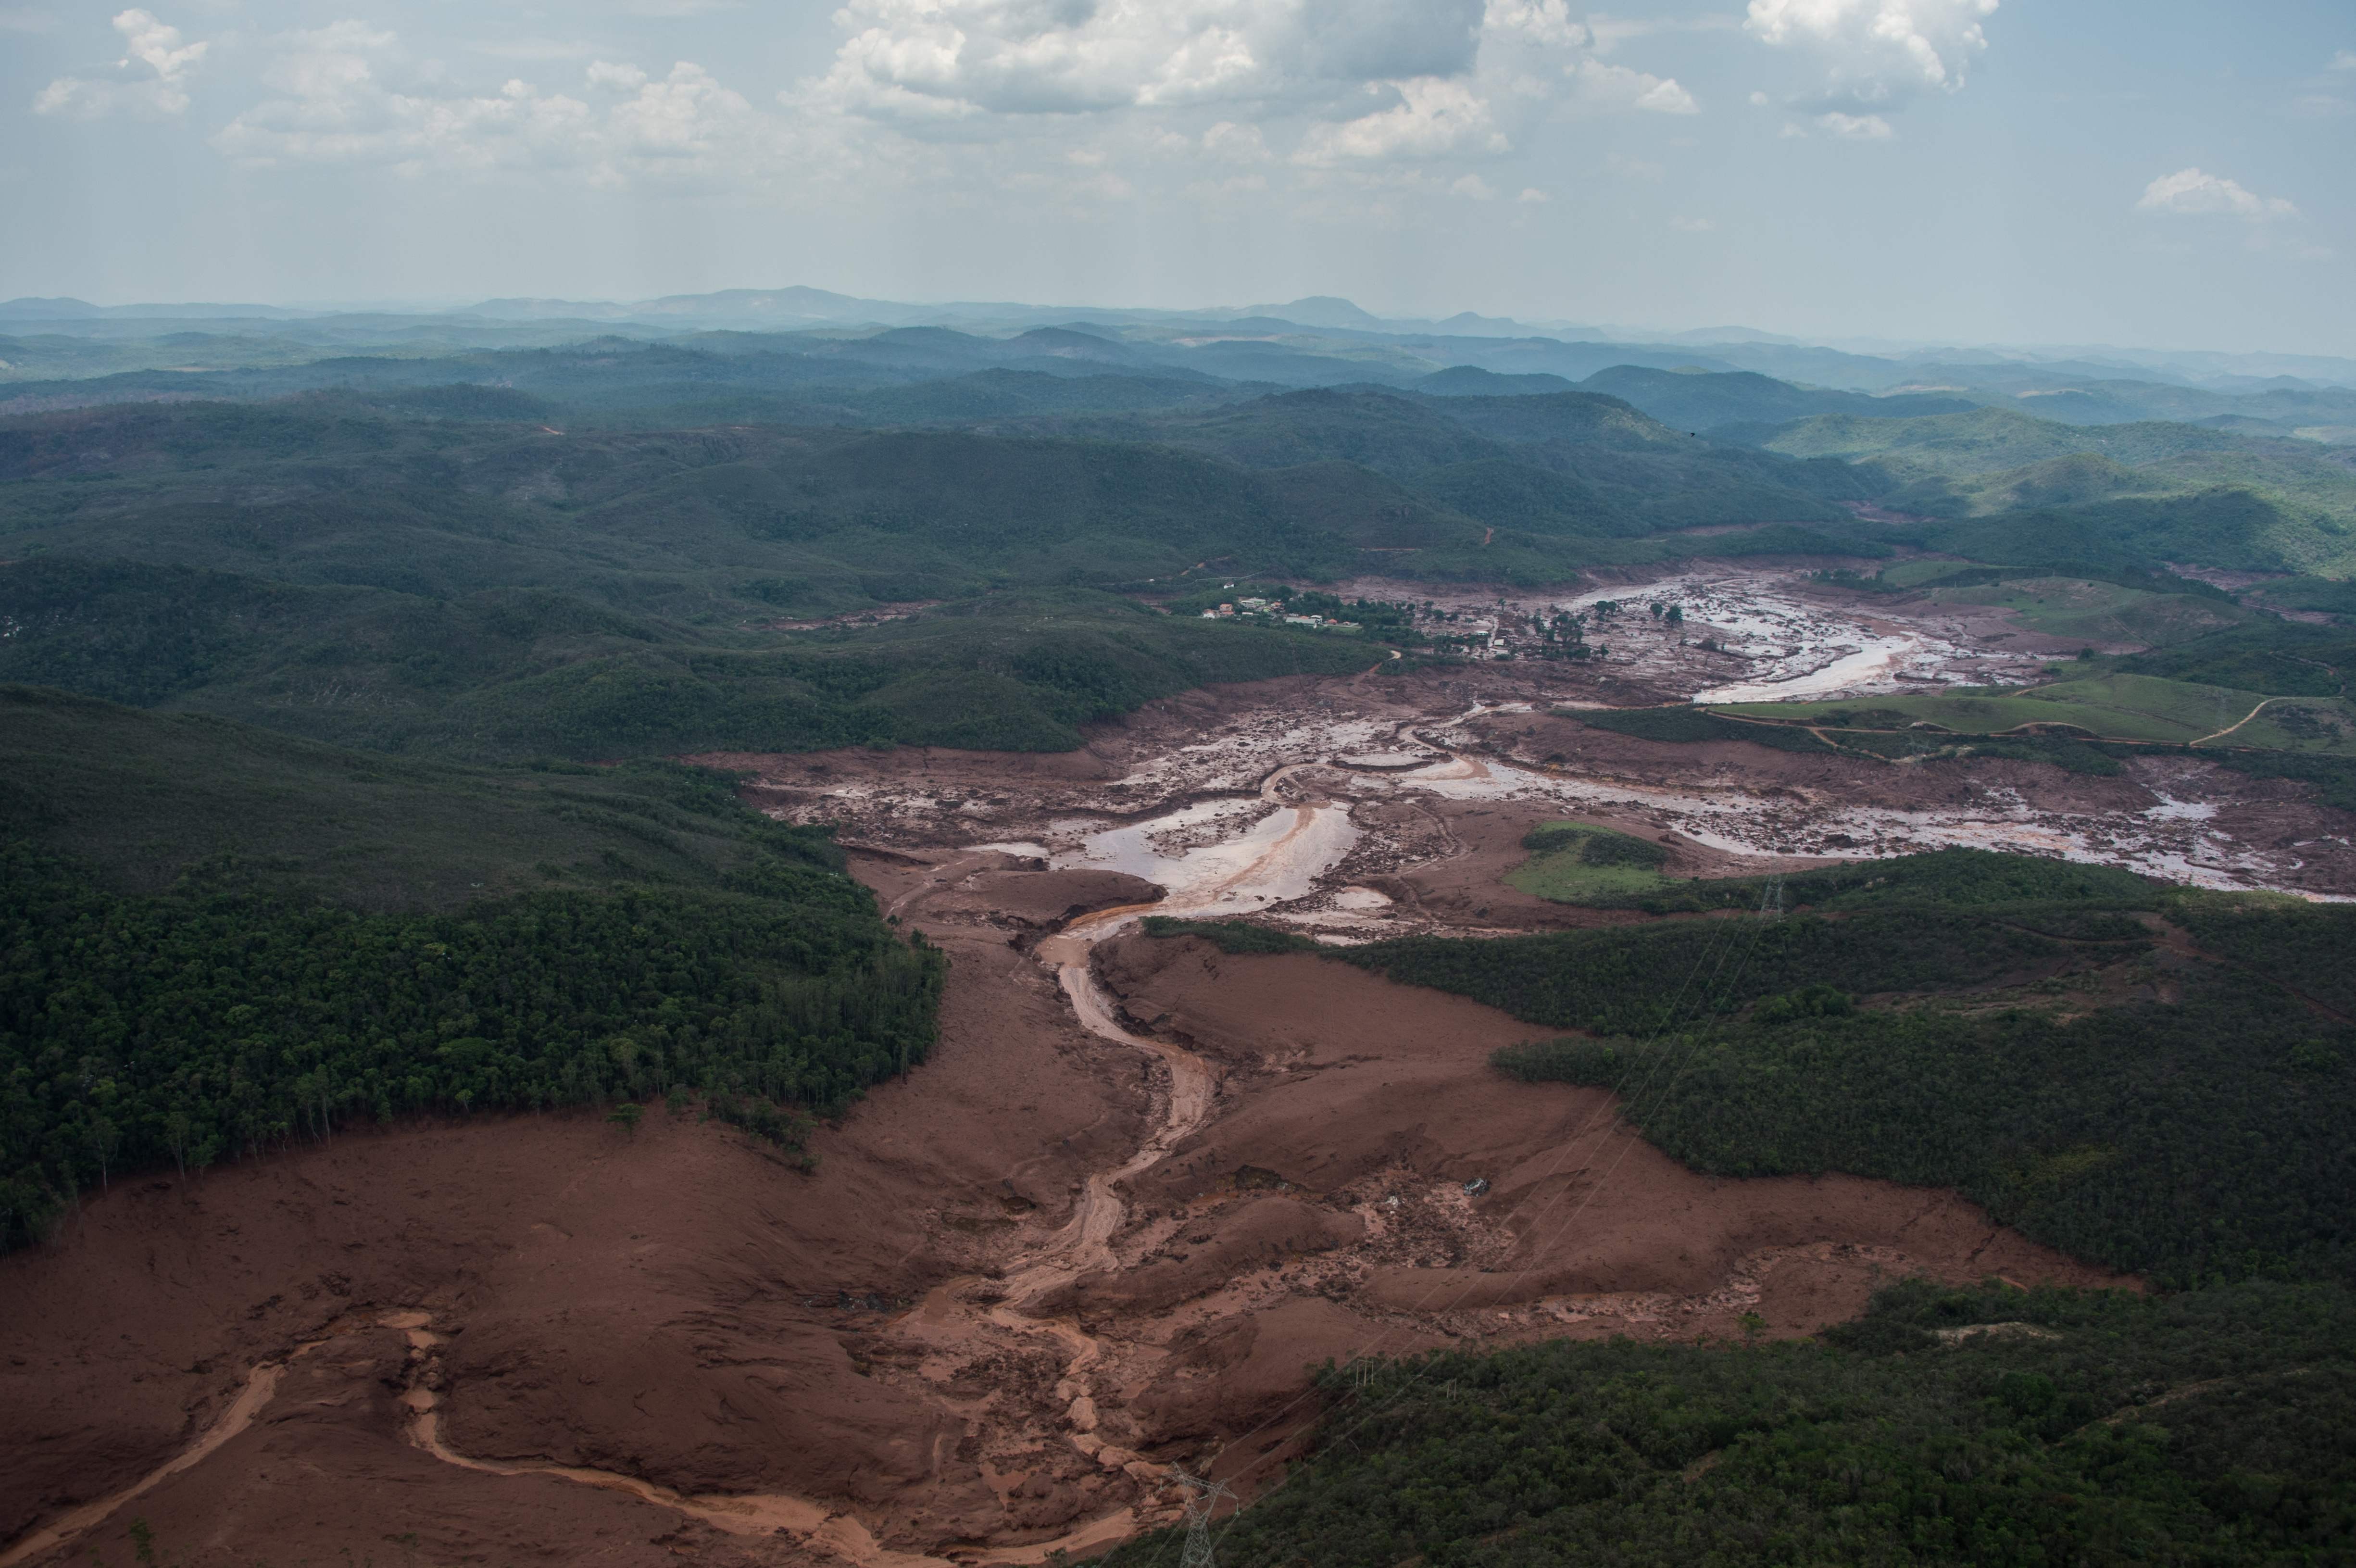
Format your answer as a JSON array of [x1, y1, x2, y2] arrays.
[[3, 339, 2349, 771], [0, 565, 1381, 761], [0, 686, 945, 1250]]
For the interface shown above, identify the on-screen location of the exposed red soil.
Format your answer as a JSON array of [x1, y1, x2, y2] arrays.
[[0, 853, 2131, 1568], [1096, 936, 2127, 1323], [0, 930, 1147, 1566], [21, 617, 2335, 1566]]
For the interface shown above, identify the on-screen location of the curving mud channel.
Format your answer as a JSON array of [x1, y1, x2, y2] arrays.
[[10, 572, 2354, 1566]]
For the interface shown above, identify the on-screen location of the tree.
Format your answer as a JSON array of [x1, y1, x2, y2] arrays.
[[163, 1110, 194, 1179]]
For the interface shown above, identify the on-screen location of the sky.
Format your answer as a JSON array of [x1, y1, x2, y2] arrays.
[[2, 0, 2350, 352]]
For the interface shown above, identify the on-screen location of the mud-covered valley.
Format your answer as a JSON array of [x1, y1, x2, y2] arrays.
[[5, 568, 2351, 1568]]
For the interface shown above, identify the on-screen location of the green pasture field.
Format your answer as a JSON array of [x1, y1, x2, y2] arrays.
[[1919, 575, 2250, 647], [2225, 696, 2356, 753], [1709, 672, 2287, 746], [1872, 556, 1980, 587], [1503, 820, 1676, 903]]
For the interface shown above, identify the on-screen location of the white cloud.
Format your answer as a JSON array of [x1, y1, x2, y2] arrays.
[[1587, 13, 1741, 54], [1516, 185, 1548, 202], [1746, 0, 1996, 110], [1452, 172, 1494, 198], [2331, 49, 2356, 71], [1200, 119, 1270, 163], [1483, 0, 1587, 50], [807, 0, 1486, 124], [2136, 167, 2298, 223], [1295, 76, 1506, 163], [1571, 58, 1698, 114], [32, 7, 207, 117], [1670, 214, 1715, 231], [1816, 109, 1892, 137], [212, 26, 781, 187]]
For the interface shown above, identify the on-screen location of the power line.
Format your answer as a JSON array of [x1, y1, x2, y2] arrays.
[[1184, 875, 1793, 1561], [1129, 873, 1790, 1566], [1165, 1469, 1234, 1568]]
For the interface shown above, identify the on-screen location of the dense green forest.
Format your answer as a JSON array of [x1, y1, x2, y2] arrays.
[[1095, 1278, 2356, 1568], [1332, 908, 2083, 1035], [0, 689, 946, 1250], [1496, 967, 2355, 1287]]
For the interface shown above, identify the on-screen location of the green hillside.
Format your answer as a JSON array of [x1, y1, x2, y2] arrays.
[[2118, 620, 2353, 696], [0, 563, 1379, 760], [1579, 364, 1976, 430], [1707, 673, 2356, 752], [1757, 407, 2356, 576], [1914, 575, 2250, 647]]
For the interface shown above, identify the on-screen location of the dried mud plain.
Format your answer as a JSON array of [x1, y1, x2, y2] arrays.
[[5, 567, 2350, 1567]]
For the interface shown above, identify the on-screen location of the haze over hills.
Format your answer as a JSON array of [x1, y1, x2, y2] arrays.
[[8, 287, 2356, 394]]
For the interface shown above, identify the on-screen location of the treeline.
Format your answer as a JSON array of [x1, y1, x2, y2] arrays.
[[0, 563, 1381, 760], [1146, 878, 2356, 1283], [2170, 896, 2356, 1019], [1149, 902, 2105, 1033], [1584, 845, 2162, 917], [1092, 1278, 2356, 1567], [1331, 910, 2084, 1036], [1497, 971, 2356, 1287], [0, 840, 945, 1250]]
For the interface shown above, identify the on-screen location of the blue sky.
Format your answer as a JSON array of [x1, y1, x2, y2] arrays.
[[2, 0, 2349, 351]]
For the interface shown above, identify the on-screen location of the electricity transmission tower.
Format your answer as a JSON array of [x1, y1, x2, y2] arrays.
[[1166, 1468, 1234, 1568]]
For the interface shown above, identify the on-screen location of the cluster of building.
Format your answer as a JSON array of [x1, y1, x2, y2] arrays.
[[1199, 597, 1361, 632]]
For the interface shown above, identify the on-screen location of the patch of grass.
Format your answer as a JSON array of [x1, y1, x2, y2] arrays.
[[0, 683, 795, 908], [1505, 820, 1677, 903], [1922, 575, 2250, 647], [1137, 916, 1316, 954], [1710, 673, 2294, 747]]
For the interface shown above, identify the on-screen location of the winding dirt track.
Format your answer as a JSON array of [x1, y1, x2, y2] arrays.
[[1, 774, 1356, 1568], [0, 1364, 293, 1568]]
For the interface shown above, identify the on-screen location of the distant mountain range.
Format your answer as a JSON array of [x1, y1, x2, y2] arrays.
[[4, 288, 2356, 401]]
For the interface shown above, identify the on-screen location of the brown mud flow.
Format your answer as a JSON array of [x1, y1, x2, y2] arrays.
[[6, 570, 2348, 1565]]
